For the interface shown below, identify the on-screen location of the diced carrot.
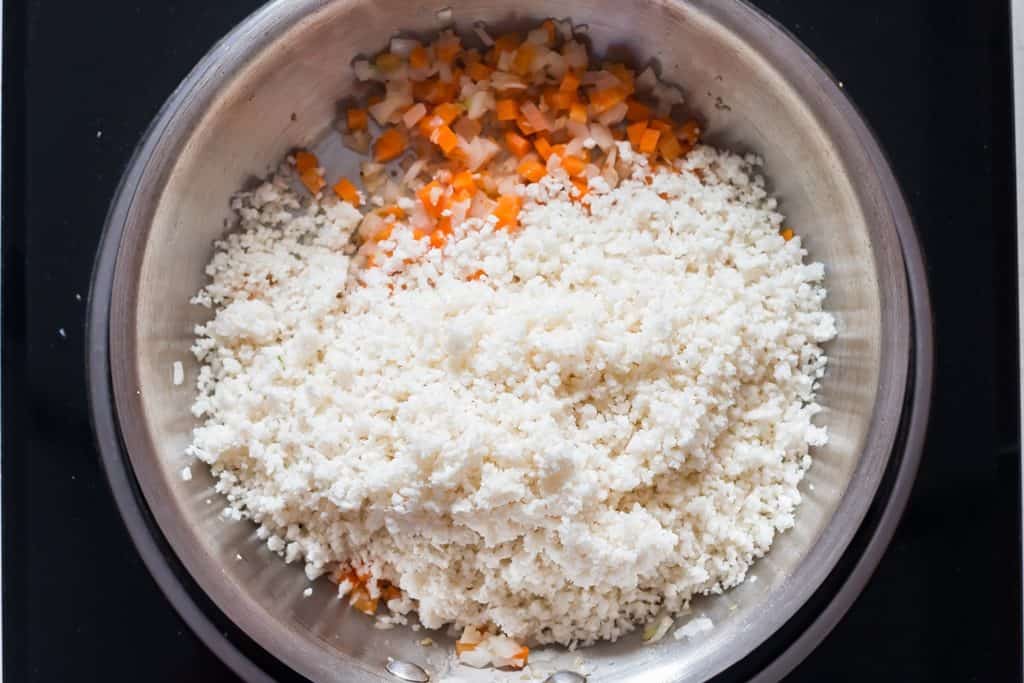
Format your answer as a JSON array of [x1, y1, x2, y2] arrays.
[[679, 119, 701, 145], [374, 127, 408, 162], [512, 44, 535, 76], [494, 32, 521, 53], [560, 70, 581, 94], [463, 48, 482, 64], [517, 157, 546, 183], [429, 230, 447, 248], [781, 228, 795, 241], [367, 93, 383, 106], [515, 115, 536, 136], [611, 126, 626, 141], [452, 170, 476, 194], [657, 132, 683, 161], [625, 99, 650, 122], [293, 150, 319, 174], [626, 120, 648, 148], [418, 180, 446, 217], [543, 88, 573, 111], [351, 591, 378, 616], [412, 228, 428, 240], [550, 143, 568, 159], [414, 78, 458, 104], [493, 194, 523, 229], [436, 215, 453, 234], [569, 101, 588, 123], [375, 52, 402, 72], [436, 38, 462, 64], [455, 641, 478, 654], [505, 131, 532, 157], [373, 224, 393, 242], [588, 87, 627, 114], [561, 155, 587, 176], [541, 19, 557, 45], [431, 124, 460, 154], [639, 128, 661, 153], [364, 253, 377, 268], [496, 98, 519, 121], [433, 102, 462, 125], [299, 169, 325, 195], [347, 108, 369, 131], [571, 176, 589, 199], [647, 118, 673, 133], [409, 45, 430, 69], [467, 61, 493, 81], [378, 205, 406, 219], [333, 177, 361, 205], [380, 585, 402, 601], [511, 646, 530, 667], [467, 269, 486, 281], [534, 136, 553, 160]]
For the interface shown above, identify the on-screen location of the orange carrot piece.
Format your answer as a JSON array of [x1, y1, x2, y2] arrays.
[[452, 170, 476, 194], [333, 177, 361, 206], [493, 194, 523, 229], [511, 44, 535, 76], [625, 99, 650, 122], [639, 128, 661, 153], [378, 205, 406, 220], [429, 229, 447, 248], [647, 118, 673, 133], [293, 150, 319, 174], [781, 228, 795, 241], [466, 269, 486, 281], [496, 98, 519, 121], [494, 32, 521, 53], [534, 136, 553, 161], [606, 63, 635, 92], [571, 177, 589, 199], [657, 132, 683, 161], [374, 127, 408, 162], [560, 70, 581, 94], [431, 124, 460, 154], [568, 101, 588, 123], [467, 61, 493, 81], [515, 115, 536, 136], [588, 87, 627, 113], [347, 108, 369, 131], [543, 88, 573, 111], [373, 224, 393, 242], [626, 120, 648, 148], [351, 591, 378, 615], [679, 119, 701, 145], [541, 19, 557, 45], [418, 180, 446, 217], [455, 641, 478, 654], [517, 157, 546, 182], [433, 102, 463, 125], [505, 130, 532, 157], [436, 37, 462, 64], [364, 253, 377, 268], [380, 585, 402, 601], [409, 45, 429, 69], [561, 155, 587, 176]]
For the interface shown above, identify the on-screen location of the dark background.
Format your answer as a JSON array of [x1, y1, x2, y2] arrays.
[[3, 0, 1020, 680]]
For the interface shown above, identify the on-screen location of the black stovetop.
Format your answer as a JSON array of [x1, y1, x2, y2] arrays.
[[3, 1, 1020, 681]]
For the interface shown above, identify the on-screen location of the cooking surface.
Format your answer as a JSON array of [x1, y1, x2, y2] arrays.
[[2, 1, 1019, 681]]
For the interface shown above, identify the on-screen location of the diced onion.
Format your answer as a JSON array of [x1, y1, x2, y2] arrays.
[[520, 101, 552, 131], [389, 37, 419, 57], [597, 101, 628, 126], [473, 23, 495, 46], [403, 102, 427, 128], [353, 59, 377, 81]]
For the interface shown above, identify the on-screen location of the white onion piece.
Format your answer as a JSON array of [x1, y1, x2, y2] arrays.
[[636, 65, 658, 92], [467, 90, 494, 119], [567, 120, 590, 140], [342, 130, 371, 154], [403, 159, 427, 185], [389, 37, 420, 57], [352, 59, 376, 81], [435, 7, 453, 25], [589, 123, 614, 151], [566, 136, 585, 156], [597, 102, 628, 126], [554, 19, 574, 41], [562, 40, 588, 69], [473, 23, 495, 46], [402, 102, 427, 128], [497, 50, 514, 71], [526, 27, 549, 45], [491, 72, 527, 90], [520, 101, 552, 131]]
